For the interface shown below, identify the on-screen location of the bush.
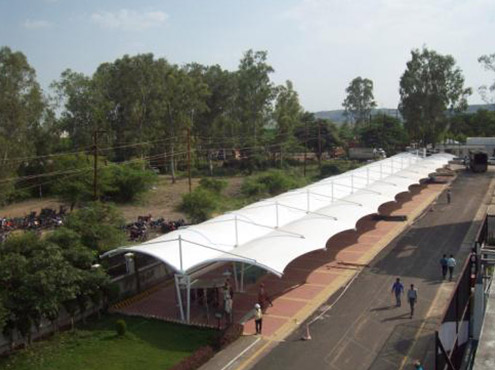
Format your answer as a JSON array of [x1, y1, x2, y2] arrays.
[[240, 178, 268, 197], [320, 163, 341, 178], [115, 319, 127, 336], [241, 170, 302, 197], [104, 161, 157, 202], [199, 178, 227, 194], [319, 160, 361, 179], [180, 188, 218, 223], [170, 345, 215, 370]]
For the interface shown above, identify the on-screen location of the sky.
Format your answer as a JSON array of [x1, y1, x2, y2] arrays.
[[1, 0, 494, 112]]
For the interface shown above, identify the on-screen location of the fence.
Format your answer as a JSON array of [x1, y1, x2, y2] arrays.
[[435, 256, 474, 370], [434, 214, 490, 369]]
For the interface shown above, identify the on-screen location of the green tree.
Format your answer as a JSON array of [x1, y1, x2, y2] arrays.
[[51, 69, 104, 150], [294, 115, 340, 159], [191, 64, 238, 174], [274, 80, 302, 164], [51, 155, 104, 210], [64, 202, 126, 253], [478, 53, 495, 105], [153, 63, 209, 182], [358, 115, 409, 155], [0, 47, 45, 203], [104, 161, 157, 202], [93, 54, 162, 162], [342, 77, 377, 128], [236, 50, 276, 150], [180, 188, 217, 223], [399, 47, 471, 146], [0, 233, 78, 345]]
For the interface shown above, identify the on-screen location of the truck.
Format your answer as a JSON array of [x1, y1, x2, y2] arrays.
[[469, 151, 488, 173], [348, 147, 386, 160]]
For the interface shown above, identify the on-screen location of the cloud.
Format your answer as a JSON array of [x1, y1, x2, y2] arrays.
[[91, 9, 168, 31], [280, 0, 495, 108], [22, 19, 53, 29]]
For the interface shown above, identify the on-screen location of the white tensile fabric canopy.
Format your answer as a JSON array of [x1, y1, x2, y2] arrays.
[[112, 152, 453, 277]]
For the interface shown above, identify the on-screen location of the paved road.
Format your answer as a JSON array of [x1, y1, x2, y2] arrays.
[[251, 171, 492, 370]]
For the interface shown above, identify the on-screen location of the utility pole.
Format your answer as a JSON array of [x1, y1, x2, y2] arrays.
[[187, 127, 192, 193], [93, 129, 106, 201], [303, 119, 308, 177], [317, 121, 322, 169]]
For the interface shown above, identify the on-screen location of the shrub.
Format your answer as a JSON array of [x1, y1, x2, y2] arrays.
[[259, 170, 299, 195], [320, 163, 341, 178], [319, 160, 361, 179], [241, 170, 301, 197], [104, 161, 157, 202], [115, 319, 127, 336], [199, 178, 227, 194], [180, 188, 218, 223], [170, 345, 215, 370], [240, 178, 268, 197]]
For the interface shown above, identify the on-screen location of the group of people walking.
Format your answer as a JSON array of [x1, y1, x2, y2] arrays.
[[391, 254, 457, 319], [440, 254, 457, 281], [391, 278, 418, 318]]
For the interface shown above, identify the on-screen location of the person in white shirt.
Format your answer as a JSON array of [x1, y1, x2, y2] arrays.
[[408, 284, 418, 318], [447, 255, 456, 281]]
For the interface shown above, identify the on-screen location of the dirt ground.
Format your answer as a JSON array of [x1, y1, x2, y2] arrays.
[[0, 175, 245, 222]]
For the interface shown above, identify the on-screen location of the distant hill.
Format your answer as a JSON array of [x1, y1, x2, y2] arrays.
[[314, 104, 495, 125]]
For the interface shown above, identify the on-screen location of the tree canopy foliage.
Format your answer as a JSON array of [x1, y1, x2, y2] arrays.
[[0, 227, 111, 346], [478, 53, 495, 104], [358, 115, 409, 155], [342, 77, 376, 128], [399, 47, 472, 146], [0, 47, 47, 203], [1, 44, 494, 210]]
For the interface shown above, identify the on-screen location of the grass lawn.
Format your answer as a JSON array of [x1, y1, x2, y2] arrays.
[[0, 314, 216, 370]]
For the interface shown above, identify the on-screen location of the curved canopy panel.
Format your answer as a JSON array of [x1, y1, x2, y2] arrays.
[[107, 152, 454, 276]]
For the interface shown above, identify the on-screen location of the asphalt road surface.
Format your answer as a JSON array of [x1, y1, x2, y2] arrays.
[[251, 171, 492, 370]]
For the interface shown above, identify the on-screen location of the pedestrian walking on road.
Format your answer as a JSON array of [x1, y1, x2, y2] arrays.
[[391, 278, 404, 307], [408, 284, 418, 318], [447, 255, 456, 281], [254, 303, 262, 335], [447, 189, 452, 204], [440, 254, 448, 280]]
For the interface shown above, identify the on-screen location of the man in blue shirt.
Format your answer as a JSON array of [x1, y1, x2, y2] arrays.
[[391, 278, 404, 307]]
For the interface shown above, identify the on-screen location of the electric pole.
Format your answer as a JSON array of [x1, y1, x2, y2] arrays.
[[93, 129, 106, 201], [303, 119, 308, 177], [187, 127, 192, 193], [318, 121, 322, 169]]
